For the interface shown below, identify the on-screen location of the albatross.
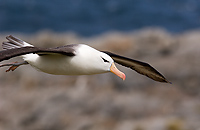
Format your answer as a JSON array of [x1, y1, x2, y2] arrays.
[[0, 35, 170, 83]]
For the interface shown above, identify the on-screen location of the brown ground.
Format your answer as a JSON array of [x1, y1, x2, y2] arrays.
[[0, 28, 199, 130]]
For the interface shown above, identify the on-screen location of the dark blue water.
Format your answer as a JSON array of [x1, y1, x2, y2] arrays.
[[0, 0, 200, 36]]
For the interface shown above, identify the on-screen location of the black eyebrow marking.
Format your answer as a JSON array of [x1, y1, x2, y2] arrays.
[[101, 57, 109, 63]]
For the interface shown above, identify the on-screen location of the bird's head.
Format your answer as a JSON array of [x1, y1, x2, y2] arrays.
[[99, 52, 126, 80], [74, 44, 126, 80]]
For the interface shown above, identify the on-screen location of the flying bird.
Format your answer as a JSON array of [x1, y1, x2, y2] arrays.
[[0, 35, 171, 83]]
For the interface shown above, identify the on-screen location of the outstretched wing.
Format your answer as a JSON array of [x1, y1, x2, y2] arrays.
[[102, 51, 171, 83], [0, 46, 76, 62], [0, 35, 77, 62]]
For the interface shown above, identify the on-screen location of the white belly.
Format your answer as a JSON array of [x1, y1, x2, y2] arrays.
[[23, 54, 106, 75]]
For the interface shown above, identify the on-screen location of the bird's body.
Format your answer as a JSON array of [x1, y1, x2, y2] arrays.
[[24, 44, 113, 75], [0, 35, 171, 83]]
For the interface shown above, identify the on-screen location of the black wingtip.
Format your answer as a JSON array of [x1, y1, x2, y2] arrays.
[[166, 80, 172, 84], [6, 35, 20, 42], [163, 79, 172, 84], [6, 35, 13, 40]]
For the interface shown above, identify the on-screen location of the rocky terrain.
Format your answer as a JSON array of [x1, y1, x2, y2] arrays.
[[0, 28, 199, 130]]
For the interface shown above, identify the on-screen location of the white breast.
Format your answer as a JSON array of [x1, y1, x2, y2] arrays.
[[23, 44, 112, 75]]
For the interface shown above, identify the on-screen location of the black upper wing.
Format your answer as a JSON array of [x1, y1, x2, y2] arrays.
[[102, 51, 171, 83], [0, 46, 76, 62]]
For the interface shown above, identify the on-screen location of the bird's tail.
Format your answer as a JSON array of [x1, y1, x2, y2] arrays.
[[2, 35, 34, 50]]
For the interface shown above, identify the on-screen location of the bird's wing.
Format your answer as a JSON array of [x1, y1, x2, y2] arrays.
[[102, 51, 171, 83], [0, 46, 76, 62]]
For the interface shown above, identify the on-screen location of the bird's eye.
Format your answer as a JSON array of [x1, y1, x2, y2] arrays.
[[101, 57, 109, 63]]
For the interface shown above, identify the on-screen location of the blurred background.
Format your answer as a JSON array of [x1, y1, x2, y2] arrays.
[[0, 0, 200, 130]]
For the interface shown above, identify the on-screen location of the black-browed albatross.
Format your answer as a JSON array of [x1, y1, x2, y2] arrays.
[[0, 35, 171, 83]]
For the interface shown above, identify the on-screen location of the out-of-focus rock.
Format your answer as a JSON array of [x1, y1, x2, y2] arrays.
[[0, 28, 199, 130]]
